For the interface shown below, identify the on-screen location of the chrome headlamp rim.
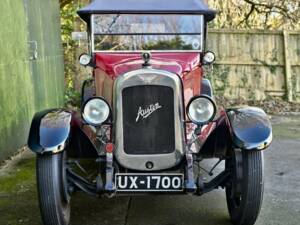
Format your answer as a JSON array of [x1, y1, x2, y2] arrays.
[[78, 53, 92, 66], [81, 97, 111, 126], [202, 51, 216, 65], [187, 95, 217, 125]]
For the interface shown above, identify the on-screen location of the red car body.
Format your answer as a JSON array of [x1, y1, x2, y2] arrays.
[[93, 52, 202, 107], [27, 1, 273, 225]]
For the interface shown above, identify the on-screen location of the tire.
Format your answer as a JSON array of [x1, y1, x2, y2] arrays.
[[226, 150, 264, 225], [36, 153, 71, 225]]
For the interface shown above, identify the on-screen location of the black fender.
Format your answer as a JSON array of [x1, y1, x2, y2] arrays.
[[28, 109, 72, 154], [198, 115, 231, 158], [226, 107, 272, 150]]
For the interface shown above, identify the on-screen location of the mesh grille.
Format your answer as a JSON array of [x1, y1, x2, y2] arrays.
[[122, 85, 175, 155]]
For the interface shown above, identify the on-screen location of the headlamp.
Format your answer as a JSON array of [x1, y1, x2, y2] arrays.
[[79, 54, 92, 66], [203, 51, 215, 64], [187, 95, 216, 125], [82, 97, 110, 126]]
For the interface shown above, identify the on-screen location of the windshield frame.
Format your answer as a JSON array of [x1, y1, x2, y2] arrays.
[[90, 14, 205, 53]]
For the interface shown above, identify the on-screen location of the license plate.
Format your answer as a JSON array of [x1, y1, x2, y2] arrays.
[[115, 173, 184, 192]]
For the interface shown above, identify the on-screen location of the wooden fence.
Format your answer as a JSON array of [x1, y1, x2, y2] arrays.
[[70, 29, 300, 102], [207, 29, 300, 102]]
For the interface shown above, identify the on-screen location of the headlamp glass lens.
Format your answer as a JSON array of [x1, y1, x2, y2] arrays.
[[188, 97, 215, 124], [83, 98, 110, 125], [79, 54, 91, 66], [203, 52, 215, 64]]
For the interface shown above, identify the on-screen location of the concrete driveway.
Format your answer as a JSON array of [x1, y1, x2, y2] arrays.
[[0, 115, 299, 225]]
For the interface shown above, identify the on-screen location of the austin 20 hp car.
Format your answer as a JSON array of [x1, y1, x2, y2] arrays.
[[28, 0, 273, 225]]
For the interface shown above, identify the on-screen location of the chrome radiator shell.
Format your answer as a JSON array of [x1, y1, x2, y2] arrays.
[[113, 68, 185, 171]]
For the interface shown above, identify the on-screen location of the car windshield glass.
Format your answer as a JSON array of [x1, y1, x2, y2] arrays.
[[92, 14, 204, 52]]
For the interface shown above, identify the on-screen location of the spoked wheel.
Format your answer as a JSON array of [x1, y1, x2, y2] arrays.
[[226, 149, 264, 225], [36, 152, 71, 225]]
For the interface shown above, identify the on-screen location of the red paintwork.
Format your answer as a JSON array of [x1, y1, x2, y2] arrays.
[[94, 52, 203, 108], [93, 52, 205, 142], [95, 52, 200, 78]]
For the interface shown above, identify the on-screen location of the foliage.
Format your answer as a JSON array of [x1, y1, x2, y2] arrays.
[[64, 86, 81, 108], [208, 0, 300, 30], [143, 36, 193, 50], [60, 0, 74, 9], [60, 0, 86, 106], [59, 0, 300, 106], [95, 35, 195, 51]]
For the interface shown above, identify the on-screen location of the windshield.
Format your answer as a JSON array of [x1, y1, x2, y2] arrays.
[[91, 14, 204, 52]]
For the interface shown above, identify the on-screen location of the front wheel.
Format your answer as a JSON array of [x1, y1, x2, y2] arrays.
[[36, 153, 71, 225], [226, 150, 264, 225]]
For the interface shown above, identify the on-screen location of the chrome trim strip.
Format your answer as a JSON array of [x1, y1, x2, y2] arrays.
[[200, 15, 204, 52], [113, 68, 185, 171], [91, 14, 95, 53], [105, 151, 115, 191]]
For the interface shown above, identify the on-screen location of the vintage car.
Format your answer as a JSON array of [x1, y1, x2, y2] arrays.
[[27, 0, 272, 225]]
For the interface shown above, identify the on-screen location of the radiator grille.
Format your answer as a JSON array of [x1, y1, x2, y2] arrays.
[[122, 85, 175, 155]]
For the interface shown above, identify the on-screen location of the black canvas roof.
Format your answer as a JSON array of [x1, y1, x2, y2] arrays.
[[77, 0, 216, 24]]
